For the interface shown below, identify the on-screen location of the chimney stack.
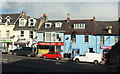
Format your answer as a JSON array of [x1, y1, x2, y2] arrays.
[[67, 13, 70, 22], [93, 16, 95, 22], [21, 11, 26, 18]]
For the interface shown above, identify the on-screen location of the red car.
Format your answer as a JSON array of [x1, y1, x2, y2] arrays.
[[42, 52, 62, 60]]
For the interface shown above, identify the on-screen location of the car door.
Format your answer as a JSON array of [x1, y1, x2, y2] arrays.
[[46, 52, 52, 58], [79, 53, 88, 62]]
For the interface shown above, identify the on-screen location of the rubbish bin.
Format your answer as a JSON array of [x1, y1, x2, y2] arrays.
[[64, 53, 68, 58], [67, 53, 71, 58]]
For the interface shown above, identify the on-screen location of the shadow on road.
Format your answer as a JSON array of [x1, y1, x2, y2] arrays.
[[2, 58, 110, 72]]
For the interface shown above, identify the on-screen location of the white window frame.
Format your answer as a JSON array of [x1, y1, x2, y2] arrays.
[[74, 23, 85, 29], [45, 32, 51, 42], [55, 22, 62, 27], [29, 31, 33, 39], [6, 30, 10, 38], [0, 16, 3, 23], [114, 36, 118, 44], [28, 18, 36, 27], [20, 31, 24, 37], [19, 18, 27, 27], [45, 22, 52, 28], [5, 16, 12, 23], [45, 32, 61, 42]]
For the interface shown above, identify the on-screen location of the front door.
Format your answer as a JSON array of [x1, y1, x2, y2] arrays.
[[72, 48, 80, 57], [49, 46, 54, 52]]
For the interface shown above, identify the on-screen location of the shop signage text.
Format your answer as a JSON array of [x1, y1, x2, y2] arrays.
[[100, 46, 112, 49], [37, 43, 64, 46]]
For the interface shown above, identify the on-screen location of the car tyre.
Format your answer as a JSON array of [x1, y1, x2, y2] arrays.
[[75, 58, 79, 62], [56, 57, 59, 60], [43, 56, 46, 59], [94, 60, 98, 64], [27, 54, 31, 57], [13, 52, 17, 55]]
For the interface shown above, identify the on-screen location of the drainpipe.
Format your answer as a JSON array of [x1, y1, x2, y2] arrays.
[[96, 35, 97, 53]]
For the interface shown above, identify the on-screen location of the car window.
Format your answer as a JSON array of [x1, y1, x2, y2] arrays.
[[55, 52, 58, 55], [48, 52, 54, 54]]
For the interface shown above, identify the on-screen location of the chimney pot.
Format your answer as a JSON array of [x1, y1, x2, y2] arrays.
[[93, 16, 95, 22], [67, 13, 70, 22]]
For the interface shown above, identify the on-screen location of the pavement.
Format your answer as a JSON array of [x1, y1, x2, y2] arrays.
[[1, 54, 110, 72]]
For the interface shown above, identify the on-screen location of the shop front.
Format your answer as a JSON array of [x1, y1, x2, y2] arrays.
[[100, 46, 112, 61], [37, 42, 64, 56], [0, 39, 13, 52]]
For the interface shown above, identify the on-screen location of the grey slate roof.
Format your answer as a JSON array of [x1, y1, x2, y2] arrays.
[[65, 19, 95, 34], [65, 19, 119, 35], [0, 13, 21, 24], [38, 20, 66, 32], [95, 21, 119, 35], [13, 16, 41, 30]]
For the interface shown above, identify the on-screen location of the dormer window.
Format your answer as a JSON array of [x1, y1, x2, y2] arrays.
[[45, 22, 52, 28], [55, 22, 62, 27], [0, 16, 3, 23], [19, 18, 27, 26], [106, 26, 112, 33], [28, 18, 36, 27], [74, 23, 85, 29], [5, 16, 12, 23]]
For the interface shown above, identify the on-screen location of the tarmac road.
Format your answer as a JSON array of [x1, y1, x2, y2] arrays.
[[2, 54, 110, 72]]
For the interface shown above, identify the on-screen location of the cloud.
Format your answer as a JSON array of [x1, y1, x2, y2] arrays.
[[0, 2, 118, 21]]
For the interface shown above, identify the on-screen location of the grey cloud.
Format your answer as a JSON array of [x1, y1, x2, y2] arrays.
[[1, 2, 118, 21]]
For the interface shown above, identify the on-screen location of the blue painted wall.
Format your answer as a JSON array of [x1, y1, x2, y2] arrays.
[[64, 34, 119, 57]]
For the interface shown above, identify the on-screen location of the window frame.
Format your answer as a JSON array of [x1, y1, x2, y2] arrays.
[[20, 31, 24, 37], [45, 22, 52, 28], [74, 23, 85, 29], [29, 31, 33, 39], [100, 36, 104, 44], [114, 36, 118, 44], [19, 18, 26, 27], [6, 30, 10, 38], [84, 35, 89, 43], [55, 22, 62, 28]]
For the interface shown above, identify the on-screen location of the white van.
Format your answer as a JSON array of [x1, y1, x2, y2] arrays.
[[73, 52, 102, 64]]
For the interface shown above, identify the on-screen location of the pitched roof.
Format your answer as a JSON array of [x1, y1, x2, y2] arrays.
[[95, 21, 119, 35], [65, 19, 95, 34], [13, 16, 41, 30], [0, 13, 21, 24], [38, 20, 66, 32]]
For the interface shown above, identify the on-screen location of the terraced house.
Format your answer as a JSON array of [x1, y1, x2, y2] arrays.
[[13, 11, 40, 49], [37, 14, 66, 57], [0, 13, 21, 51], [64, 13, 119, 59]]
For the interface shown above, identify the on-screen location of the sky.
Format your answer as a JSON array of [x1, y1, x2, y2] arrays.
[[0, 0, 120, 21]]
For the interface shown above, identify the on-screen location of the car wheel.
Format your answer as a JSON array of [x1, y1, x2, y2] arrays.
[[94, 60, 98, 64], [27, 54, 31, 57], [56, 57, 59, 60], [13, 52, 17, 55], [75, 58, 79, 62], [43, 56, 46, 59]]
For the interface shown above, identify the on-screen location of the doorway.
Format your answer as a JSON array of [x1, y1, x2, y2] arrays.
[[49, 46, 54, 51]]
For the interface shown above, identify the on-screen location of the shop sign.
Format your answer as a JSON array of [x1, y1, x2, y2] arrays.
[[0, 40, 12, 42], [38, 49, 49, 54], [37, 43, 64, 46], [100, 46, 112, 49]]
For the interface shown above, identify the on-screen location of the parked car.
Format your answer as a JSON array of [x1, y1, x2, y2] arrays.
[[72, 52, 102, 64], [42, 51, 62, 60], [12, 47, 36, 57], [0, 47, 8, 54]]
